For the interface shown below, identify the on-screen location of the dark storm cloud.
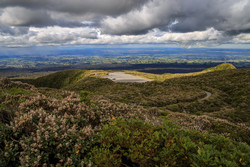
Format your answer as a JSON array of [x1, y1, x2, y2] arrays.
[[0, 7, 54, 26], [0, 0, 149, 16], [0, 21, 28, 35], [1, 0, 249, 34], [0, 0, 149, 28], [102, 0, 250, 35], [0, 7, 91, 27], [170, 0, 250, 34]]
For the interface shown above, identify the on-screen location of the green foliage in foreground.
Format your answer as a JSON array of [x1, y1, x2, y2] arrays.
[[1, 118, 249, 167], [79, 90, 93, 104], [91, 119, 249, 167]]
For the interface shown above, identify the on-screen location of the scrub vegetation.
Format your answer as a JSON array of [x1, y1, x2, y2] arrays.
[[1, 64, 249, 166]]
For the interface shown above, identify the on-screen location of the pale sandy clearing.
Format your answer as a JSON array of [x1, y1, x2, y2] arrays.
[[102, 72, 152, 83]]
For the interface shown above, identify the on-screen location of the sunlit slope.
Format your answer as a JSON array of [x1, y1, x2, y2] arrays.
[[73, 68, 249, 117], [26, 63, 237, 89], [202, 63, 236, 72], [29, 70, 108, 89], [124, 63, 236, 81], [64, 67, 249, 124], [68, 68, 249, 143]]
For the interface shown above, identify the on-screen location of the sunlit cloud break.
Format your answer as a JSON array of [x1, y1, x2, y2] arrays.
[[0, 0, 250, 47]]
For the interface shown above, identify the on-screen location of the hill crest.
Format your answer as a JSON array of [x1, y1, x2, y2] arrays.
[[202, 63, 236, 72]]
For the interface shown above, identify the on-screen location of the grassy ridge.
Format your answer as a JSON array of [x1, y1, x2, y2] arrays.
[[124, 63, 236, 81], [27, 70, 108, 89], [203, 63, 236, 72], [22, 63, 236, 88]]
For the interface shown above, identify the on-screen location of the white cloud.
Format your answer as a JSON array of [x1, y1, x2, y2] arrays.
[[101, 0, 250, 35], [28, 27, 98, 45], [233, 33, 250, 43], [1, 26, 250, 47], [101, 0, 177, 35]]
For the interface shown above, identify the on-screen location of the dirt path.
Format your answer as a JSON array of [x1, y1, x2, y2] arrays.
[[103, 72, 152, 83], [201, 91, 212, 100]]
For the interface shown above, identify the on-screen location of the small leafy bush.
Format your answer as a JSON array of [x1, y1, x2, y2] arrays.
[[79, 90, 92, 104], [8, 87, 29, 95], [0, 92, 6, 100]]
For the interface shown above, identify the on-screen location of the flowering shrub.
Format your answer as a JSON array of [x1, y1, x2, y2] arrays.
[[166, 111, 250, 144]]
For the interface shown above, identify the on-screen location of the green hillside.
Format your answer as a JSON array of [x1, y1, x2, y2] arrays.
[[27, 70, 108, 89], [202, 63, 236, 72], [25, 63, 236, 88], [17, 64, 250, 143], [64, 68, 250, 143], [1, 64, 249, 166], [124, 63, 236, 81]]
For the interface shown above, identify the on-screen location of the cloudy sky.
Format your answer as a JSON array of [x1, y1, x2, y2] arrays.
[[0, 0, 250, 47]]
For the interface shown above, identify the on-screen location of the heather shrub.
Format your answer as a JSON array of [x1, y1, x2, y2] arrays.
[[0, 123, 20, 167], [0, 79, 38, 125], [91, 119, 250, 167], [12, 109, 95, 166], [0, 78, 35, 91]]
